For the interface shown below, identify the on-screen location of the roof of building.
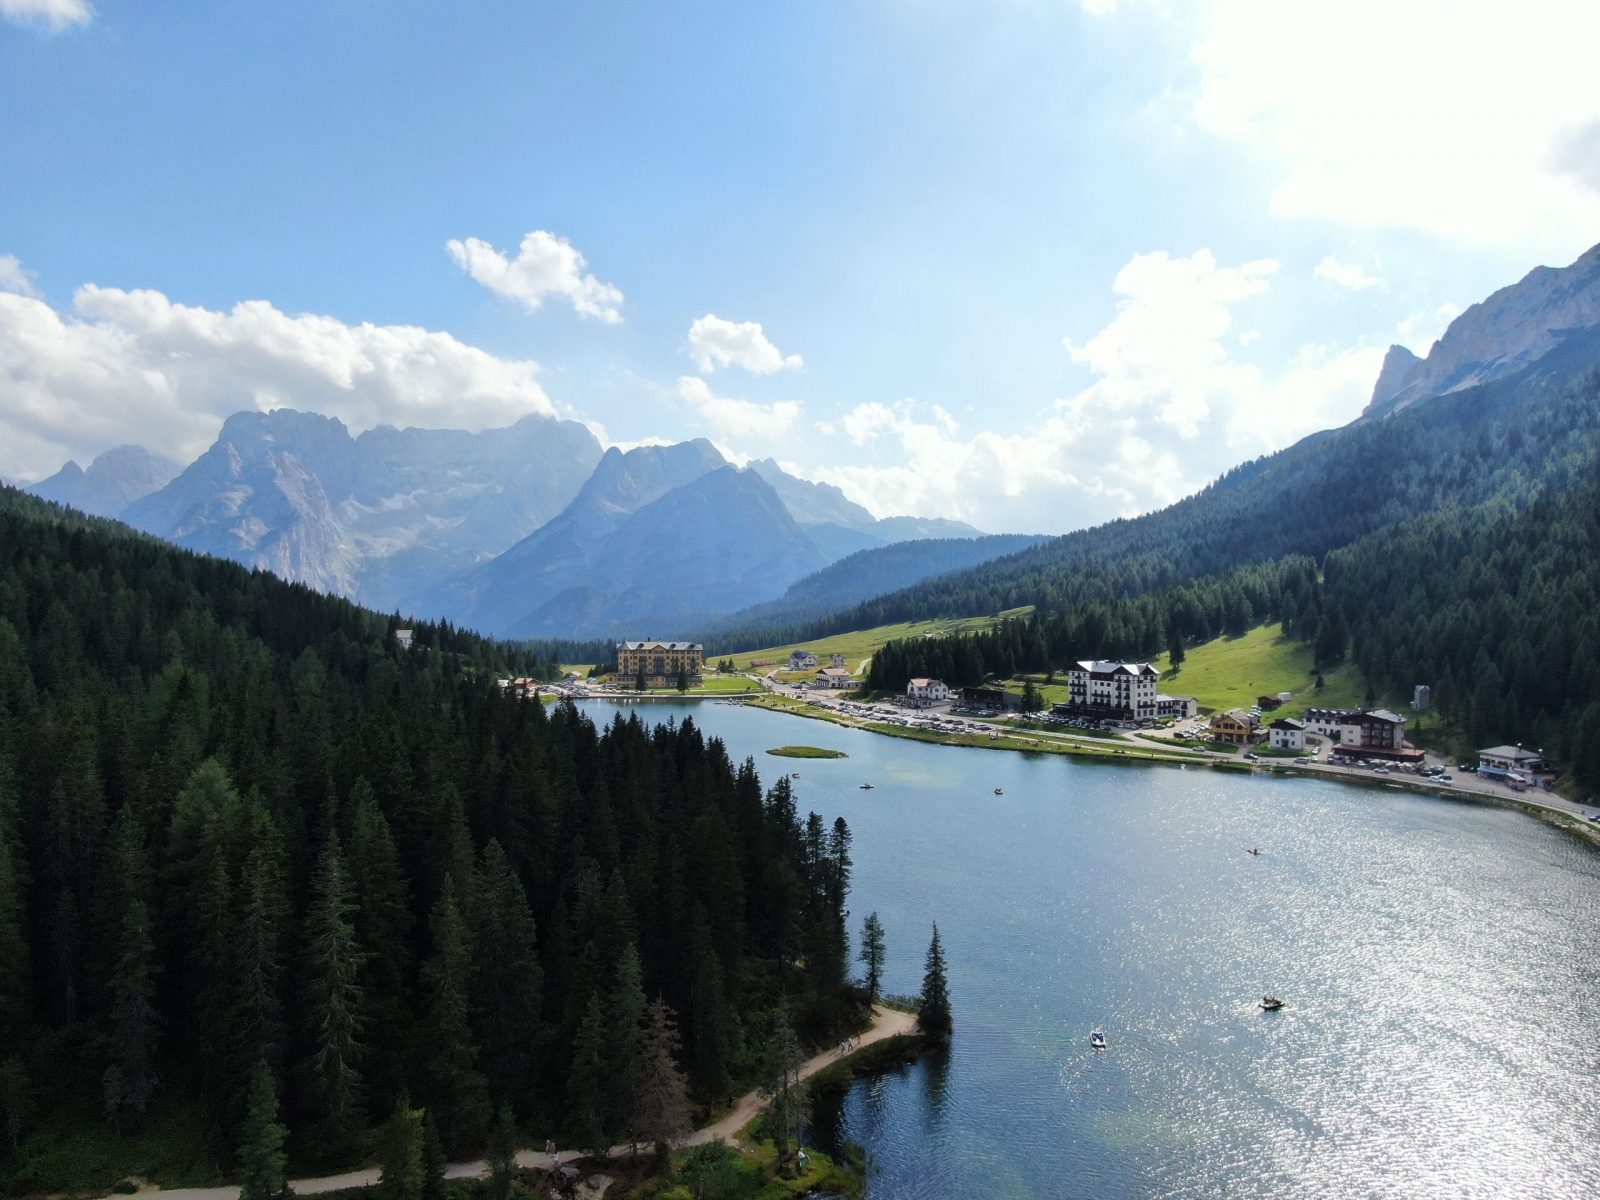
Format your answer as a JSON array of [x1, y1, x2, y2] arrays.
[[817, 667, 852, 678], [1270, 717, 1305, 730], [617, 640, 702, 651], [1479, 745, 1544, 761], [1155, 693, 1195, 703], [1075, 659, 1158, 676], [1213, 708, 1258, 725], [908, 677, 943, 688]]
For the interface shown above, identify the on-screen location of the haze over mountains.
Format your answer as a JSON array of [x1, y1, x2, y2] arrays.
[[25, 408, 1008, 639]]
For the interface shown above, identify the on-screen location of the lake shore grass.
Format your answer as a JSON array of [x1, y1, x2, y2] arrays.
[[766, 745, 849, 759]]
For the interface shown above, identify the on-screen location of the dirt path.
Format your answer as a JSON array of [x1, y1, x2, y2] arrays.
[[126, 1007, 920, 1200]]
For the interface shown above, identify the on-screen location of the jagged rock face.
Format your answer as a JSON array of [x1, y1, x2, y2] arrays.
[[1363, 241, 1600, 419], [27, 444, 181, 517], [122, 408, 603, 611]]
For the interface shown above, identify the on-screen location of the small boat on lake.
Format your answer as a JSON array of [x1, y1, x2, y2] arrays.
[[1260, 996, 1284, 1011], [994, 787, 1004, 795], [1090, 1030, 1107, 1049], [859, 783, 875, 790], [1247, 847, 1261, 856]]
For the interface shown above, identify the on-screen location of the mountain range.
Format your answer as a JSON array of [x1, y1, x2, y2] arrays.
[[26, 408, 1003, 640]]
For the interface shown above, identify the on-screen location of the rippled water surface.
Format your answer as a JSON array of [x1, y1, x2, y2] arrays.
[[579, 700, 1600, 1198]]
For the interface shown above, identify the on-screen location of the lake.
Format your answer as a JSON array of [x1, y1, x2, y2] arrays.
[[578, 700, 1600, 1199]]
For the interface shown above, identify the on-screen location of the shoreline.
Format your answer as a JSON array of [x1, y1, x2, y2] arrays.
[[707, 694, 1600, 850]]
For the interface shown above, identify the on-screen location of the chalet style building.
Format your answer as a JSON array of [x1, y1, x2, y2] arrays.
[[1062, 660, 1160, 721], [1156, 694, 1199, 720], [905, 677, 952, 706], [814, 667, 854, 689], [1209, 708, 1260, 745], [789, 649, 819, 670], [616, 640, 704, 688], [1269, 717, 1306, 751], [1304, 707, 1407, 750]]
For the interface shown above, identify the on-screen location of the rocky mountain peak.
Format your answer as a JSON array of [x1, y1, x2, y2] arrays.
[[1361, 240, 1600, 420]]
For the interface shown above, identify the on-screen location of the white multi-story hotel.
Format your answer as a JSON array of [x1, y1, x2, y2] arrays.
[[1063, 660, 1160, 721], [905, 677, 952, 706]]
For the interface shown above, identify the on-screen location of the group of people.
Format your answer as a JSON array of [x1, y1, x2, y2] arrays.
[[836, 1035, 860, 1056]]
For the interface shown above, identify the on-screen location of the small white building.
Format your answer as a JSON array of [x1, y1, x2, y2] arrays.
[[906, 677, 951, 706], [1413, 684, 1433, 712], [1269, 717, 1306, 751], [1156, 694, 1198, 720], [394, 628, 414, 651], [1478, 744, 1549, 778], [815, 667, 854, 690], [789, 649, 819, 670], [829, 652, 847, 669]]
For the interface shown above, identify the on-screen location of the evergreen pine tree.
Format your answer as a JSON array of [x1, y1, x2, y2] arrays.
[[634, 998, 691, 1158], [688, 920, 733, 1103], [104, 898, 160, 1126], [759, 1005, 808, 1176], [420, 876, 490, 1154], [919, 923, 953, 1046], [858, 912, 886, 1006], [605, 943, 647, 1152], [378, 1095, 424, 1200], [469, 841, 542, 1117], [299, 837, 366, 1150], [564, 994, 608, 1157], [487, 1107, 516, 1200], [420, 1112, 447, 1200], [238, 1061, 288, 1200]]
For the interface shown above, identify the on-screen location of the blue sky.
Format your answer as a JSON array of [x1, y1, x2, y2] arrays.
[[2, 0, 1597, 533]]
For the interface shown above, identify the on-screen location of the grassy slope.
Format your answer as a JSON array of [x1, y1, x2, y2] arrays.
[[1149, 623, 1371, 716], [729, 609, 1031, 678]]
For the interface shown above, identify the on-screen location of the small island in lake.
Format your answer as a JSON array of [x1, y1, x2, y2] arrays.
[[767, 745, 849, 758]]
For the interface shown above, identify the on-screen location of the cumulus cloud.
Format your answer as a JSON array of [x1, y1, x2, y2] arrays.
[[0, 254, 41, 298], [1186, 0, 1600, 253], [0, 278, 559, 481], [687, 314, 802, 375], [675, 376, 801, 441], [807, 248, 1397, 533], [445, 230, 623, 322], [1064, 248, 1276, 438], [0, 0, 90, 32], [1313, 254, 1382, 292]]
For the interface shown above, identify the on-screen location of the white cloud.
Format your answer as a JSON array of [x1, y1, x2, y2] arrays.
[[0, 281, 559, 481], [687, 314, 802, 375], [1186, 0, 1600, 254], [806, 247, 1394, 532], [0, 254, 41, 298], [0, 0, 90, 32], [675, 376, 801, 441], [1314, 254, 1382, 292], [445, 230, 623, 322], [1064, 248, 1276, 438]]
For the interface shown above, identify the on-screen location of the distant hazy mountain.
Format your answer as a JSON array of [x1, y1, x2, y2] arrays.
[[122, 408, 603, 611], [452, 439, 731, 634], [710, 532, 1049, 635], [498, 466, 828, 639], [1363, 240, 1600, 420], [745, 457, 983, 561], [28, 445, 180, 517]]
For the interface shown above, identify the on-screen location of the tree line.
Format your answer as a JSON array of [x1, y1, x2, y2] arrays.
[[0, 486, 861, 1184]]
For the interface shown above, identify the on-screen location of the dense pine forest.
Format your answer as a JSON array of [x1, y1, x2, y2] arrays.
[[0, 488, 859, 1190]]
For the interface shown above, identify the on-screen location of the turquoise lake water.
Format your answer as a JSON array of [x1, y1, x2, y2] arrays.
[[579, 700, 1600, 1199]]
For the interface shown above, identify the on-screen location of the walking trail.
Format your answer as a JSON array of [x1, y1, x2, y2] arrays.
[[129, 1006, 920, 1200]]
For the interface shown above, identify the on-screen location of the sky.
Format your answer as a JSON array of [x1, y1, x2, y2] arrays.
[[2, 0, 1598, 533]]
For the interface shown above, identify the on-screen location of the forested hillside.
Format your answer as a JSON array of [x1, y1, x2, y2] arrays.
[[711, 330, 1600, 653], [0, 487, 858, 1188], [853, 361, 1600, 789]]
